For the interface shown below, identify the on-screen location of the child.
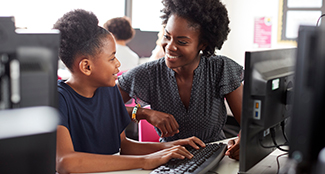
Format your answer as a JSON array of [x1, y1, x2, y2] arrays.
[[54, 9, 205, 174]]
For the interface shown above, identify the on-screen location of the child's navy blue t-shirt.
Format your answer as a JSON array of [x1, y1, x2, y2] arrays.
[[58, 80, 131, 155]]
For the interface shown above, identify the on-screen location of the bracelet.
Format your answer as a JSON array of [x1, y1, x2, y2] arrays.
[[131, 104, 141, 123]]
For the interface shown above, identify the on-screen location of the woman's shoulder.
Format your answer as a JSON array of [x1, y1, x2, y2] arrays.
[[142, 57, 165, 66], [206, 54, 234, 62], [205, 55, 242, 67], [118, 58, 168, 87], [130, 57, 166, 72]]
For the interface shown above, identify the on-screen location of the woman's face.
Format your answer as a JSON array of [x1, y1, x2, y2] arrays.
[[161, 14, 205, 70], [90, 34, 121, 87]]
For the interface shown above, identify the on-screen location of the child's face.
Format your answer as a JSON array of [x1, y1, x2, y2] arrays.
[[90, 34, 120, 87]]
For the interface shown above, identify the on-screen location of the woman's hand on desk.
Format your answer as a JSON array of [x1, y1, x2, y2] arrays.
[[139, 108, 179, 137], [225, 137, 240, 160]]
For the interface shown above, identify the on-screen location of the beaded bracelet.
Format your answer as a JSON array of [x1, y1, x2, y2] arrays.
[[131, 104, 141, 123]]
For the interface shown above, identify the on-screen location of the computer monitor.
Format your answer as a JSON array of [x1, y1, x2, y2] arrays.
[[289, 25, 325, 174], [0, 106, 60, 174], [239, 48, 296, 173], [126, 28, 158, 58], [0, 16, 60, 109]]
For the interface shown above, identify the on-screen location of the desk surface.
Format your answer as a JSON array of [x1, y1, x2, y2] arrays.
[[74, 139, 288, 174]]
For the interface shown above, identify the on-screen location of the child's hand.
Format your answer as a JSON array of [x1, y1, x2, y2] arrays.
[[168, 136, 206, 150], [142, 145, 193, 170]]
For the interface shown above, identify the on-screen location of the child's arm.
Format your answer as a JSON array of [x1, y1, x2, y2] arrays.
[[120, 131, 206, 155], [120, 132, 206, 169], [56, 125, 195, 173]]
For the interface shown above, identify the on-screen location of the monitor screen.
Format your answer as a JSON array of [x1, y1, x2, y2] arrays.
[[0, 106, 60, 174], [289, 25, 325, 174], [239, 48, 296, 173], [0, 16, 60, 109], [126, 28, 158, 58]]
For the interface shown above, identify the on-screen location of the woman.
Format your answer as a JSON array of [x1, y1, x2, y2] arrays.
[[118, 0, 243, 160]]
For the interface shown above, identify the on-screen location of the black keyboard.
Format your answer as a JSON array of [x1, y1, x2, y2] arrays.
[[150, 143, 227, 174]]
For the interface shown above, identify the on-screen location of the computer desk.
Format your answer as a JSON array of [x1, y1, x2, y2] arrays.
[[74, 138, 289, 174]]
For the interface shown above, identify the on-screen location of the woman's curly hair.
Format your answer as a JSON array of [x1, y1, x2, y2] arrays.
[[103, 17, 135, 41], [161, 0, 230, 58], [53, 9, 110, 71]]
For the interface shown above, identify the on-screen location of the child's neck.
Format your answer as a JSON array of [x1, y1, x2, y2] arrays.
[[65, 78, 96, 98]]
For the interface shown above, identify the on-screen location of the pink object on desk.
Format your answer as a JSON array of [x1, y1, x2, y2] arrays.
[[138, 120, 160, 142]]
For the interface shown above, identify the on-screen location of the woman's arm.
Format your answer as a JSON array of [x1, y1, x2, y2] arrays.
[[117, 83, 132, 103], [225, 84, 243, 125], [224, 84, 243, 160]]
